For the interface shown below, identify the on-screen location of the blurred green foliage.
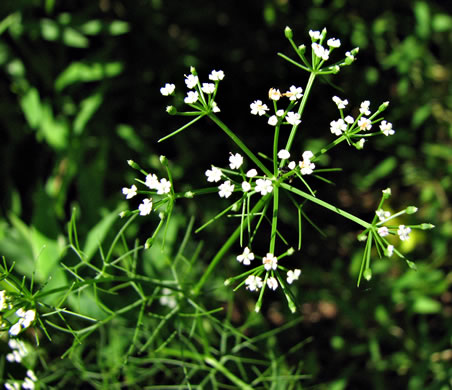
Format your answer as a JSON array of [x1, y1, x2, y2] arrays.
[[0, 0, 450, 388]]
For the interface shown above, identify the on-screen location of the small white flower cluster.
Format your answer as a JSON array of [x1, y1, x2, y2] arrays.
[[159, 288, 177, 309], [250, 85, 304, 127], [1, 289, 11, 311], [205, 149, 316, 200], [205, 152, 273, 199], [330, 97, 395, 145], [376, 209, 412, 247], [122, 162, 172, 217], [309, 29, 341, 62], [237, 248, 301, 293], [161, 69, 224, 113], [4, 368, 37, 390], [6, 339, 30, 363], [8, 308, 36, 337]]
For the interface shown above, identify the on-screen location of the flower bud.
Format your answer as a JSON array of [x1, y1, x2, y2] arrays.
[[378, 101, 389, 112], [287, 247, 295, 256], [190, 66, 197, 75], [420, 223, 435, 230], [405, 206, 418, 214], [284, 26, 293, 39], [357, 232, 367, 241], [184, 191, 194, 198], [166, 105, 177, 115], [159, 155, 168, 165], [363, 268, 372, 281], [127, 160, 141, 170], [298, 44, 306, 54], [382, 188, 392, 199]]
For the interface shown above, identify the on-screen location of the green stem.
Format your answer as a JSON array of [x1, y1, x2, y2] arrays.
[[192, 196, 268, 296], [208, 113, 273, 177], [269, 185, 279, 254], [284, 71, 317, 153], [281, 183, 370, 228]]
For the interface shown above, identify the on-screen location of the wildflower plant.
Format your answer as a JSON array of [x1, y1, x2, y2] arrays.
[[121, 27, 433, 313]]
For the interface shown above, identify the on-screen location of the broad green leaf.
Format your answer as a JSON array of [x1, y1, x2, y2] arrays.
[[412, 296, 441, 314], [20, 87, 42, 128], [63, 27, 89, 48], [39, 102, 69, 150], [55, 61, 124, 90], [74, 92, 103, 135], [109, 21, 130, 35]]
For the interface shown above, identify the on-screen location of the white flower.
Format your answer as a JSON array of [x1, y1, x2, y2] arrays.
[[263, 253, 278, 271], [288, 161, 296, 170], [26, 370, 37, 382], [332, 96, 348, 109], [205, 166, 222, 182], [345, 51, 355, 61], [299, 159, 315, 175], [380, 120, 395, 136], [245, 275, 263, 291], [386, 245, 394, 257], [268, 88, 281, 101], [309, 30, 321, 40], [218, 180, 235, 198], [358, 117, 372, 131], [376, 209, 391, 221], [267, 277, 278, 290], [286, 111, 301, 126], [21, 310, 36, 328], [122, 184, 137, 199], [327, 38, 341, 48], [287, 269, 301, 284], [156, 178, 171, 194], [276, 109, 285, 117], [229, 153, 243, 170], [237, 247, 255, 265], [312, 43, 329, 60], [185, 74, 198, 89], [268, 115, 278, 126], [382, 188, 392, 197], [5, 383, 20, 390], [160, 83, 175, 96], [209, 70, 225, 81], [344, 115, 354, 124], [211, 101, 221, 112], [201, 82, 215, 94], [138, 198, 153, 216], [299, 151, 315, 175], [184, 91, 199, 104], [241, 181, 251, 192], [359, 100, 371, 116], [145, 173, 159, 189], [9, 322, 22, 336], [246, 169, 258, 178], [330, 118, 347, 136], [278, 149, 290, 160], [255, 178, 273, 195], [22, 378, 35, 390], [302, 150, 314, 161], [378, 226, 389, 237], [285, 85, 303, 101], [250, 100, 269, 116], [1, 290, 8, 311], [159, 288, 177, 308], [397, 225, 411, 241]]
